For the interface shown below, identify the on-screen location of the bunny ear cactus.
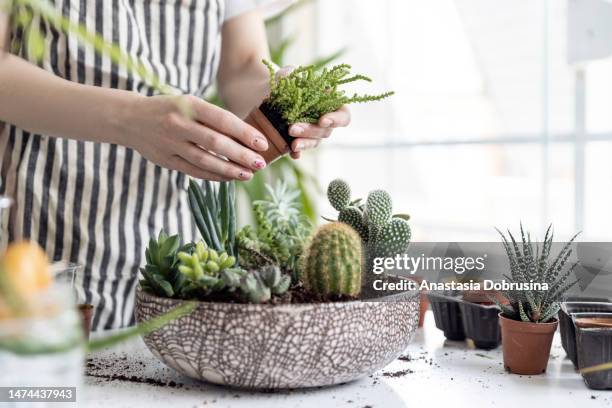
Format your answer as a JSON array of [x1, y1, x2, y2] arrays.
[[326, 179, 411, 259], [301, 223, 363, 297], [364, 190, 393, 228], [327, 179, 352, 211]]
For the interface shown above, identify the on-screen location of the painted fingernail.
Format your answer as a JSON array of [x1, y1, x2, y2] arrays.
[[253, 137, 268, 149], [295, 142, 304, 152], [253, 159, 266, 169], [320, 118, 333, 128], [239, 171, 252, 180], [291, 126, 304, 137]]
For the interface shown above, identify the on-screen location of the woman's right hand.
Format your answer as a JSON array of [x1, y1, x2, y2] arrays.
[[121, 94, 269, 181]]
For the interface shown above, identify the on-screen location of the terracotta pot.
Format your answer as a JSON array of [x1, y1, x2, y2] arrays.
[[135, 282, 420, 389], [78, 304, 94, 340], [244, 102, 294, 164], [499, 313, 557, 375], [462, 289, 508, 305]]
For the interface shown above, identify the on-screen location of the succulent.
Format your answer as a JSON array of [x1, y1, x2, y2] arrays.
[[365, 190, 392, 228], [338, 206, 369, 241], [188, 180, 236, 258], [176, 241, 244, 297], [236, 182, 311, 276], [263, 59, 394, 124], [301, 223, 363, 297], [139, 230, 191, 298], [325, 179, 411, 271], [373, 218, 412, 258], [240, 265, 291, 303], [327, 179, 351, 211], [496, 224, 580, 323]]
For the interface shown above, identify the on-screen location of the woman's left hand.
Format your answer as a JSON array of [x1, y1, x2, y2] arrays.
[[287, 105, 351, 159]]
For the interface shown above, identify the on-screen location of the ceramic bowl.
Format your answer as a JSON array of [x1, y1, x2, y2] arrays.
[[135, 285, 420, 389]]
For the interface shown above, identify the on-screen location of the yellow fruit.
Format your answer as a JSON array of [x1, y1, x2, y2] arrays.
[[1, 241, 50, 297]]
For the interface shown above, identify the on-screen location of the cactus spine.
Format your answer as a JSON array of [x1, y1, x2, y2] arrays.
[[301, 222, 362, 297]]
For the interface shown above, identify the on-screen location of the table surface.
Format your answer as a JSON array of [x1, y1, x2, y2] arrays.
[[83, 311, 611, 408]]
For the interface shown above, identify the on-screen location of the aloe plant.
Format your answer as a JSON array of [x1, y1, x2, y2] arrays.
[[496, 224, 580, 323]]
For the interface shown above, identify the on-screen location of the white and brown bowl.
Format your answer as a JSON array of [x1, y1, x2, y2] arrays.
[[135, 284, 419, 389]]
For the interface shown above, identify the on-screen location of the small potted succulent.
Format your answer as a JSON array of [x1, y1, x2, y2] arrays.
[[245, 61, 394, 163], [135, 180, 420, 389], [496, 224, 579, 375]]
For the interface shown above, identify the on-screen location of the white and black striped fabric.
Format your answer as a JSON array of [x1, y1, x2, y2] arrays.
[[0, 0, 229, 330]]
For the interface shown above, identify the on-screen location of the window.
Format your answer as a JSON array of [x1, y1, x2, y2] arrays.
[[308, 0, 612, 241]]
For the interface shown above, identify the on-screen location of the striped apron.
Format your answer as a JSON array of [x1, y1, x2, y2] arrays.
[[0, 0, 224, 330]]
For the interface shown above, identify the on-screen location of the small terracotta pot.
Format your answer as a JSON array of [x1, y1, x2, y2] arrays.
[[78, 304, 94, 340], [499, 313, 557, 375], [244, 102, 294, 164], [462, 289, 508, 305]]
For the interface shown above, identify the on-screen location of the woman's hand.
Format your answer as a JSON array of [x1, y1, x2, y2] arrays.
[[287, 105, 351, 159], [123, 94, 269, 181]]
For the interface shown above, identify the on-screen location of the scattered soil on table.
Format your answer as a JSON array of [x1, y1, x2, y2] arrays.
[[86, 355, 184, 388], [381, 369, 414, 378]]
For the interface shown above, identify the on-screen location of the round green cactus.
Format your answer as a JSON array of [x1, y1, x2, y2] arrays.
[[327, 178, 351, 211], [338, 206, 369, 242], [301, 222, 362, 297], [373, 217, 411, 257], [365, 189, 392, 227]]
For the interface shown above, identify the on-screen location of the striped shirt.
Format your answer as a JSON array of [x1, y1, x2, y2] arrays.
[[0, 0, 257, 330]]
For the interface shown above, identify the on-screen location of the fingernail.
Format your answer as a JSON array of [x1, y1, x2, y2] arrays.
[[295, 142, 304, 152], [239, 171, 252, 180], [320, 118, 333, 128], [291, 126, 304, 137], [253, 159, 266, 169], [253, 137, 268, 150]]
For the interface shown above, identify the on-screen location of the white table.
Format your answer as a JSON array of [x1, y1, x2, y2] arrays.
[[83, 311, 610, 408]]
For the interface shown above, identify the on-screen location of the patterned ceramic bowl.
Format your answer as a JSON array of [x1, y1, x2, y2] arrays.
[[135, 285, 420, 389]]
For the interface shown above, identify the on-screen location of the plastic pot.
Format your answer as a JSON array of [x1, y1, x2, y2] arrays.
[[559, 302, 612, 368], [244, 102, 294, 164], [499, 314, 557, 375], [575, 324, 612, 389], [428, 293, 465, 341], [459, 301, 501, 349]]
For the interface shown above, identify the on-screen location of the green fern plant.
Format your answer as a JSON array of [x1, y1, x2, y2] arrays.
[[496, 224, 580, 323], [263, 59, 394, 124], [237, 181, 311, 277]]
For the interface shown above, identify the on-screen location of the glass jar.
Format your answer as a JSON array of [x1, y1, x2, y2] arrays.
[[0, 284, 85, 404]]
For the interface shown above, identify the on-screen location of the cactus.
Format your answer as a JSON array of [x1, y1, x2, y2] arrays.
[[373, 217, 412, 257], [338, 206, 369, 242], [327, 179, 351, 211], [301, 223, 363, 297], [365, 190, 392, 227], [240, 265, 291, 303]]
